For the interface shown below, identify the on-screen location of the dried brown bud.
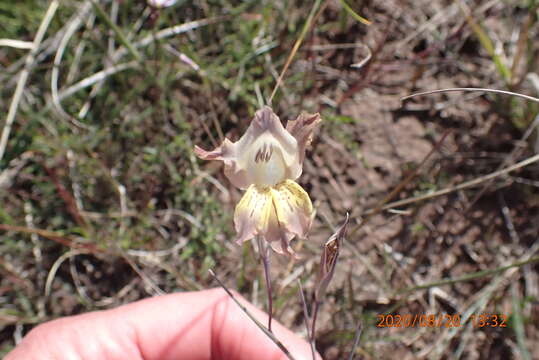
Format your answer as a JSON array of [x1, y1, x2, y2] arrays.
[[315, 213, 349, 301]]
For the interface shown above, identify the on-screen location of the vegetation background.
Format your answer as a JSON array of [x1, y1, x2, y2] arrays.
[[1, 0, 539, 359]]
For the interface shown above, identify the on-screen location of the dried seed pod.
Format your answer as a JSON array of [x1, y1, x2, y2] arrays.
[[316, 213, 349, 300]]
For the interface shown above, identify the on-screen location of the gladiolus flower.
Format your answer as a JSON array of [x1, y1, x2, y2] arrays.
[[195, 106, 321, 256]]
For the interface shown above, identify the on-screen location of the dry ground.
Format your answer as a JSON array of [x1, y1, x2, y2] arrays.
[[1, 0, 539, 359]]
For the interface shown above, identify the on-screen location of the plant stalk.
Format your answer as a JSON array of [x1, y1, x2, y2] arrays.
[[258, 236, 274, 332]]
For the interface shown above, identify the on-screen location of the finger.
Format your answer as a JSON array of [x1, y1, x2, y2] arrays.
[[6, 288, 319, 360]]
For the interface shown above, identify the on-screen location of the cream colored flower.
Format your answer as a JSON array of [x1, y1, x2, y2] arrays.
[[195, 106, 321, 255]]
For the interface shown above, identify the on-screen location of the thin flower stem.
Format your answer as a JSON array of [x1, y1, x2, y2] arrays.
[[310, 300, 321, 352], [310, 214, 348, 358], [258, 237, 274, 332], [347, 321, 363, 360], [208, 269, 296, 360], [297, 280, 316, 360]]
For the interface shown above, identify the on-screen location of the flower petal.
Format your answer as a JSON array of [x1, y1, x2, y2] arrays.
[[195, 106, 301, 189], [234, 185, 273, 244], [271, 179, 313, 240], [235, 106, 300, 184], [233, 180, 313, 256], [286, 112, 321, 168], [194, 139, 251, 189]]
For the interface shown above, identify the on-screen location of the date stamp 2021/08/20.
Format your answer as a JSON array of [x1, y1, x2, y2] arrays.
[[376, 314, 508, 328]]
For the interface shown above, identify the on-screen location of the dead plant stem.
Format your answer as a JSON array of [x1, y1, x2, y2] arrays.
[[0, 0, 59, 163], [401, 87, 539, 103], [268, 0, 323, 103], [399, 255, 539, 293], [350, 130, 451, 236], [365, 153, 539, 215]]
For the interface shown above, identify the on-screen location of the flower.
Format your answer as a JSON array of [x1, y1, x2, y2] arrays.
[[195, 106, 321, 256], [147, 0, 177, 9]]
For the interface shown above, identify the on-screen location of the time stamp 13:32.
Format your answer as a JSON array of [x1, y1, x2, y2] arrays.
[[376, 313, 508, 328]]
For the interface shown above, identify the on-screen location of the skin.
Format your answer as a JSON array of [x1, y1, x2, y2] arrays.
[[6, 288, 319, 360]]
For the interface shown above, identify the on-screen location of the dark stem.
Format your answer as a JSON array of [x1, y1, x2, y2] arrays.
[[310, 299, 321, 350], [298, 280, 316, 360], [347, 320, 363, 360], [258, 237, 273, 332]]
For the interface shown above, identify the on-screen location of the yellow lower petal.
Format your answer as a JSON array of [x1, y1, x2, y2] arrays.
[[233, 180, 313, 255], [271, 179, 313, 237]]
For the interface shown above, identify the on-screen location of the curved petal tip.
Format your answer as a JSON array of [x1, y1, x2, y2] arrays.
[[286, 112, 322, 164]]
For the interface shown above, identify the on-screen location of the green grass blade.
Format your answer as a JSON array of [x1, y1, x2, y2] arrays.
[[338, 0, 371, 25], [459, 1, 510, 82], [511, 285, 531, 360], [90, 0, 142, 61]]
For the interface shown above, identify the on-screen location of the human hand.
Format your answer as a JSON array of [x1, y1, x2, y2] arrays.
[[6, 288, 319, 360]]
